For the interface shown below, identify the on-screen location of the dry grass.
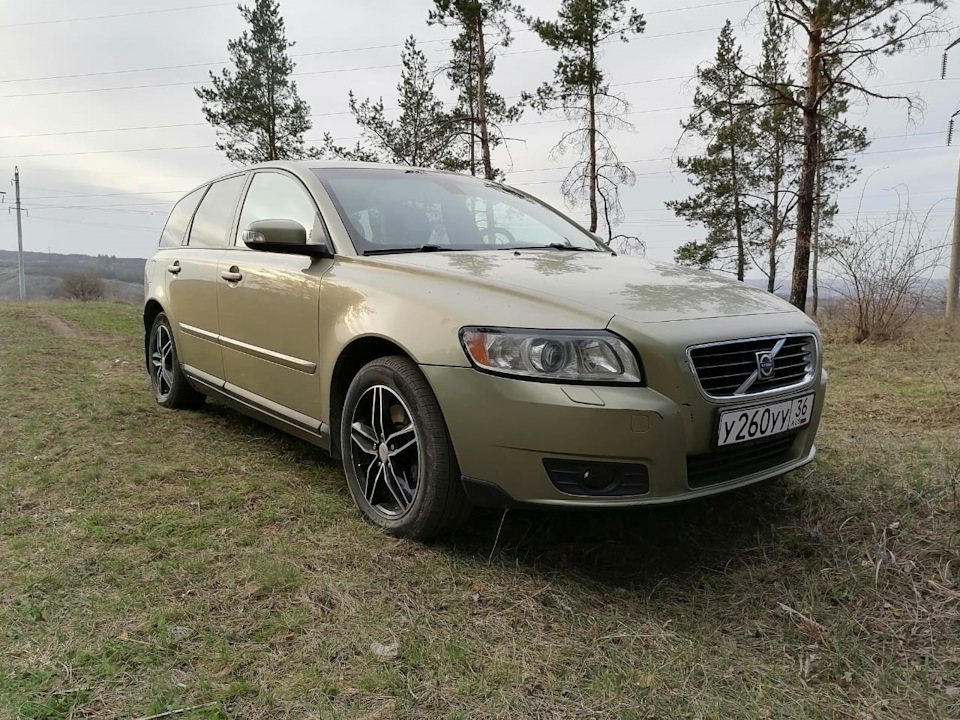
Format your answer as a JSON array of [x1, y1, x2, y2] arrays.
[[1, 301, 958, 720]]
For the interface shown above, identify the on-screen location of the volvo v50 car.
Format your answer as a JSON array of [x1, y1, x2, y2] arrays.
[[144, 161, 827, 539]]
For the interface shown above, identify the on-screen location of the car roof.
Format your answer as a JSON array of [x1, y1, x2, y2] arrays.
[[251, 159, 465, 176], [177, 160, 484, 203]]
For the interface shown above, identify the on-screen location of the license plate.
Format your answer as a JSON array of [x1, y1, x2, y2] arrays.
[[717, 394, 814, 447]]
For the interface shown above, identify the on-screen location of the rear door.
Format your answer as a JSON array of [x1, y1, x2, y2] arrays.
[[166, 174, 246, 384], [216, 170, 331, 421]]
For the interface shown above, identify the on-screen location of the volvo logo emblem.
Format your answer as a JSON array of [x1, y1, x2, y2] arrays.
[[756, 351, 776, 380]]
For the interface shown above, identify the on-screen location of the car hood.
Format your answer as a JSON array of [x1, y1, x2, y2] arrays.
[[382, 250, 796, 324]]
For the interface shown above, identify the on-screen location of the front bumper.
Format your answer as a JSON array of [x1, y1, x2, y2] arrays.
[[421, 365, 827, 508]]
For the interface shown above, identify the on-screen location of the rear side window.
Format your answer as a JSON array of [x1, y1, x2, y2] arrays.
[[158, 187, 205, 248], [187, 175, 246, 248]]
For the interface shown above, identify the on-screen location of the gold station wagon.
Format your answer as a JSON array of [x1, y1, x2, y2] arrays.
[[144, 161, 827, 539]]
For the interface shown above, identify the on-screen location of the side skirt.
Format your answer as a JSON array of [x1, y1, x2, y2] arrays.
[[184, 367, 331, 452]]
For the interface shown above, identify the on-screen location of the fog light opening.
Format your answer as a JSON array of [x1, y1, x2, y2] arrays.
[[581, 465, 616, 491], [543, 458, 649, 497]]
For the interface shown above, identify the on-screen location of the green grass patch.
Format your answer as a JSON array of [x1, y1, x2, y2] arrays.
[[1, 301, 958, 719]]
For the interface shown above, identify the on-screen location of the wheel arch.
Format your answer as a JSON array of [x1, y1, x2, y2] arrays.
[[143, 299, 166, 372], [328, 335, 417, 460]]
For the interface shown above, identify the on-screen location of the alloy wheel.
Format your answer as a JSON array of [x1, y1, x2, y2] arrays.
[[349, 385, 421, 518], [151, 324, 175, 401]]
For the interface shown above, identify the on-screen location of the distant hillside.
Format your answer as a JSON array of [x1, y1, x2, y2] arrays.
[[0, 250, 145, 302]]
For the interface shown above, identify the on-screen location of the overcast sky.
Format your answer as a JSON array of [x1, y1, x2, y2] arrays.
[[0, 0, 957, 282]]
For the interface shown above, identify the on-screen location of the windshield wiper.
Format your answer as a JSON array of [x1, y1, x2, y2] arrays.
[[363, 244, 444, 256], [508, 243, 602, 252]]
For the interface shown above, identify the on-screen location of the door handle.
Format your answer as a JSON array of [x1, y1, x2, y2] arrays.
[[221, 266, 243, 283], [166, 261, 182, 275]]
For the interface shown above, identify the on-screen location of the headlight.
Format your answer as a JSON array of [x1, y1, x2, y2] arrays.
[[459, 328, 643, 384]]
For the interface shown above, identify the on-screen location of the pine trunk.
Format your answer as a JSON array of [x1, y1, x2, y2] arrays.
[[812, 156, 823, 316], [767, 130, 784, 293], [469, 96, 477, 176], [475, 17, 495, 181], [790, 21, 822, 311], [587, 44, 598, 234], [768, 183, 779, 293], [266, 46, 278, 160], [728, 96, 745, 282]]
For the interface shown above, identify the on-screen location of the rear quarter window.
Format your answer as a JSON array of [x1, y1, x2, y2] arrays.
[[188, 175, 246, 248], [158, 187, 206, 248]]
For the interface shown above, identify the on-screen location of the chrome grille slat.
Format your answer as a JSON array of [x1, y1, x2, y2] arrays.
[[773, 350, 810, 359], [687, 334, 818, 400]]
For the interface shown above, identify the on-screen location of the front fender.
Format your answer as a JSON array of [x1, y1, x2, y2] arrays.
[[316, 255, 613, 424]]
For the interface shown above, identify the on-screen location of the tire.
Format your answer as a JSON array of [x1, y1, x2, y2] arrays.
[[148, 312, 205, 410], [340, 356, 471, 539]]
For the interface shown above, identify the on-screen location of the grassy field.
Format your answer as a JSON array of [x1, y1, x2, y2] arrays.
[[1, 301, 958, 720]]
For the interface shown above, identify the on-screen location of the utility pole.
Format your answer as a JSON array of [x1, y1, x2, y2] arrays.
[[950, 152, 960, 319], [9, 167, 26, 301], [943, 41, 960, 319]]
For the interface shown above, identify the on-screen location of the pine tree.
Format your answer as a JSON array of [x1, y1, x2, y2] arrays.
[[524, 0, 645, 234], [428, 0, 523, 180], [196, 0, 313, 164], [668, 21, 756, 281], [322, 37, 466, 170], [742, 0, 945, 310], [749, 5, 801, 292]]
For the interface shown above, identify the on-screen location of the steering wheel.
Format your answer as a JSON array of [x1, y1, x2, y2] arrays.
[[478, 226, 516, 245]]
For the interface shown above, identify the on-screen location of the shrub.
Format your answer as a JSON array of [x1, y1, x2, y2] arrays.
[[826, 204, 946, 343], [61, 274, 106, 302]]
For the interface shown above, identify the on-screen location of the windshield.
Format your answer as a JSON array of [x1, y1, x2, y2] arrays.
[[314, 168, 607, 255]]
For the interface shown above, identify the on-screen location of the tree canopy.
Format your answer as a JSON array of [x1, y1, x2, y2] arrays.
[[196, 0, 314, 164]]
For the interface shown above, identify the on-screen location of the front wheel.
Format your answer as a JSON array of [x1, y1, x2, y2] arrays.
[[148, 312, 205, 410], [340, 356, 471, 539]]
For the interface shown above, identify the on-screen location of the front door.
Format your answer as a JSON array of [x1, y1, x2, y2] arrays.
[[166, 174, 246, 383], [216, 171, 331, 421]]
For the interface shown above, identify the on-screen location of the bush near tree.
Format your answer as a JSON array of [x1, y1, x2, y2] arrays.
[[61, 274, 105, 302]]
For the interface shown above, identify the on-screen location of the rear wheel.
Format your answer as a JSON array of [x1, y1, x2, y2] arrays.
[[148, 312, 205, 410], [340, 356, 470, 539]]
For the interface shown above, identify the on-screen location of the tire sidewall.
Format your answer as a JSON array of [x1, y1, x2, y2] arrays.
[[149, 313, 182, 407], [340, 360, 448, 535]]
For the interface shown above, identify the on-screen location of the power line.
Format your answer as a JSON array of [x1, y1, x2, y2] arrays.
[[0, 0, 751, 85], [4, 70, 955, 140], [510, 144, 950, 188], [17, 215, 160, 232], [0, 41, 454, 86], [23, 189, 192, 201], [0, 121, 208, 140], [506, 131, 948, 176], [11, 137, 951, 195], [0, 144, 216, 160], [0, 24, 732, 99], [0, 2, 235, 29], [26, 200, 176, 208], [0, 104, 697, 158], [644, 0, 749, 14], [0, 64, 402, 99], [27, 202, 169, 216], [616, 209, 958, 224], [619, 187, 956, 214]]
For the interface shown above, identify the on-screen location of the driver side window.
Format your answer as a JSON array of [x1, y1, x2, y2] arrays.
[[236, 172, 323, 248]]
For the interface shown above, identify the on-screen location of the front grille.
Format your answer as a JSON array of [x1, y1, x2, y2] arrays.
[[688, 334, 816, 398], [686, 433, 799, 489]]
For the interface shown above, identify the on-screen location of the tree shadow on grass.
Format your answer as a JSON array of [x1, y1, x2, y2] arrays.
[[440, 475, 827, 592]]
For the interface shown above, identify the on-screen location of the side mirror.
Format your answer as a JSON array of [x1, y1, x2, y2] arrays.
[[242, 219, 333, 258]]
